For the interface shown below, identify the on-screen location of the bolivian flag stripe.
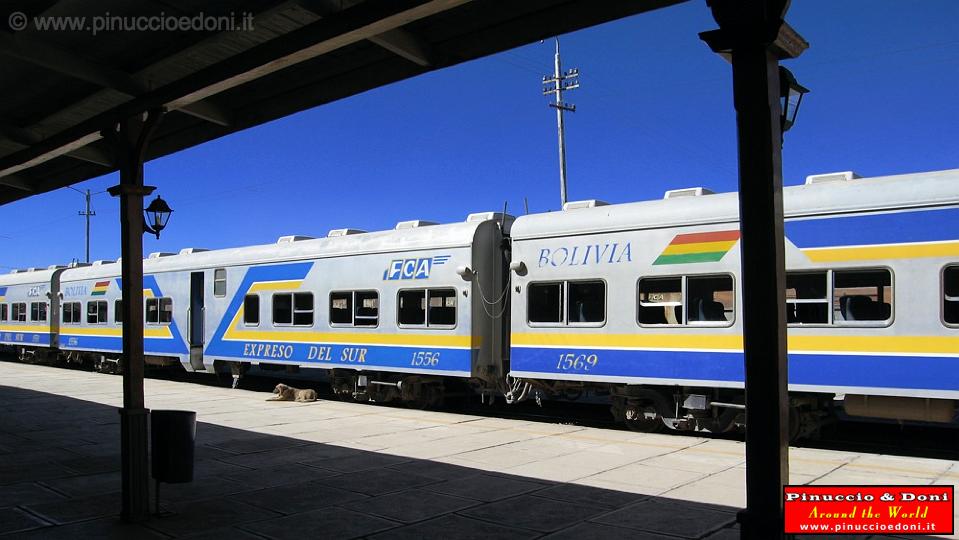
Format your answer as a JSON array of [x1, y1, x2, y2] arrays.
[[654, 230, 740, 265], [91, 281, 110, 296]]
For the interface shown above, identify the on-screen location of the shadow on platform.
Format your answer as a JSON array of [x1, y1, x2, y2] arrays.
[[0, 383, 931, 540]]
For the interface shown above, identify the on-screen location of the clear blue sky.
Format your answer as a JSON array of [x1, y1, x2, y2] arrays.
[[2, 0, 957, 270]]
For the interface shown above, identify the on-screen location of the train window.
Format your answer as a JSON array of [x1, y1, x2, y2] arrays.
[[273, 292, 313, 326], [214, 269, 227, 297], [428, 289, 456, 326], [355, 291, 379, 327], [293, 293, 313, 326], [146, 298, 159, 324], [687, 275, 734, 325], [833, 269, 892, 325], [62, 302, 80, 324], [12, 302, 27, 322], [567, 281, 605, 324], [146, 297, 173, 324], [786, 272, 828, 325], [0, 304, 6, 321], [87, 301, 107, 324], [273, 294, 292, 325], [398, 290, 426, 326], [528, 282, 563, 324], [30, 302, 47, 322], [329, 292, 353, 325], [244, 294, 259, 326], [115, 299, 122, 323], [944, 266, 959, 326], [638, 278, 682, 325], [159, 298, 173, 324]]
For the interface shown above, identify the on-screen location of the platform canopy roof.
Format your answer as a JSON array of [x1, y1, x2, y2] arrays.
[[0, 0, 685, 205]]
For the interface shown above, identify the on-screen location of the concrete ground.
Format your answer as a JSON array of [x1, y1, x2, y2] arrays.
[[0, 361, 955, 540]]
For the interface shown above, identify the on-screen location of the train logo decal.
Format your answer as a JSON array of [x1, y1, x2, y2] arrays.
[[91, 281, 110, 296], [536, 242, 633, 268], [383, 255, 450, 280], [653, 230, 740, 265]]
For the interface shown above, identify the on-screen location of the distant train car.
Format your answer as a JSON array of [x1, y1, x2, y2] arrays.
[[0, 265, 65, 360], [508, 169, 959, 434], [56, 257, 189, 372]]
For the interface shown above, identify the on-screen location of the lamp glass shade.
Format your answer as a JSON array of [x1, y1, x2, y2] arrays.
[[144, 196, 173, 234], [779, 66, 809, 133]]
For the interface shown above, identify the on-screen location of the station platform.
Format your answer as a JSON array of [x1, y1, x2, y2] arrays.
[[0, 361, 955, 539]]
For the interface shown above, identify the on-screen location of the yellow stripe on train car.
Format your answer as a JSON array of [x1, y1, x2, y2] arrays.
[[802, 240, 959, 262], [511, 333, 959, 356]]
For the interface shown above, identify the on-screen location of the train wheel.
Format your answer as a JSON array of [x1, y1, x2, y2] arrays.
[[613, 396, 667, 433], [623, 403, 665, 433]]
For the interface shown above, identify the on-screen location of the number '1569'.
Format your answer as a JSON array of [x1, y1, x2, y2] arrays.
[[556, 352, 598, 371]]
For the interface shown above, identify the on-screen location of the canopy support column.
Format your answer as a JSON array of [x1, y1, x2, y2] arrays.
[[106, 109, 164, 523], [701, 1, 807, 538]]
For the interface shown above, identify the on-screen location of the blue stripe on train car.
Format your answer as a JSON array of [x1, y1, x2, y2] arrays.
[[785, 207, 959, 248], [58, 334, 188, 355], [0, 331, 50, 346], [510, 346, 959, 392], [209, 339, 472, 374]]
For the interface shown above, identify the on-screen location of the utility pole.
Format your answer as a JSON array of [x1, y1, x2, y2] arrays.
[[69, 186, 96, 263], [542, 37, 579, 207], [80, 189, 95, 264]]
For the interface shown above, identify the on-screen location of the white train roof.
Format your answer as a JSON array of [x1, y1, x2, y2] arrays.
[[56, 212, 513, 281], [511, 168, 959, 240]]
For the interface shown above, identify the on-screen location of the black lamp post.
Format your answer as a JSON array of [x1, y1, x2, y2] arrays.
[[143, 195, 173, 239], [779, 66, 809, 137]]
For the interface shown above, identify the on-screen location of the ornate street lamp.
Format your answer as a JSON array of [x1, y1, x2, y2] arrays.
[[143, 195, 173, 239], [779, 66, 809, 136]]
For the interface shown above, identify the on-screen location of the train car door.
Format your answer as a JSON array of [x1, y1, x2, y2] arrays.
[[189, 271, 205, 370]]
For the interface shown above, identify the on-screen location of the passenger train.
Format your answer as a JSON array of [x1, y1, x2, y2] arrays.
[[2, 168, 957, 435]]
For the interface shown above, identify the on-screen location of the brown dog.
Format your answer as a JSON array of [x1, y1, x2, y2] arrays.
[[267, 383, 317, 402]]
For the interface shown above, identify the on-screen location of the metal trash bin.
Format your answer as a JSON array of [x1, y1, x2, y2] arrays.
[[151, 410, 196, 484]]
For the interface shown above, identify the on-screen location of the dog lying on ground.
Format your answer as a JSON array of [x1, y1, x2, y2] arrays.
[[266, 383, 317, 402]]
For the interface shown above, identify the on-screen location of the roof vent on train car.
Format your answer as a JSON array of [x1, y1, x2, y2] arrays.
[[395, 220, 438, 230], [26, 267, 37, 272], [663, 187, 715, 199], [147, 252, 175, 259], [178, 248, 210, 255], [276, 235, 316, 244], [327, 228, 367, 237], [90, 260, 113, 266], [46, 265, 66, 270], [805, 171, 861, 185], [9, 269, 21, 274], [465, 212, 515, 223], [562, 200, 609, 211], [72, 261, 94, 268]]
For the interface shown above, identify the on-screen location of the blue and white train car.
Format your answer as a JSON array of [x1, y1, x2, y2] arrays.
[[187, 213, 512, 405], [507, 169, 959, 432], [0, 266, 64, 357], [56, 256, 190, 371]]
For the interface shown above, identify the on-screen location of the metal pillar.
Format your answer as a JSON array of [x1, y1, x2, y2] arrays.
[[106, 109, 164, 523], [700, 1, 806, 539]]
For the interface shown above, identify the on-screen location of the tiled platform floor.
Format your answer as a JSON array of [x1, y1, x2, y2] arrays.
[[0, 361, 955, 539]]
